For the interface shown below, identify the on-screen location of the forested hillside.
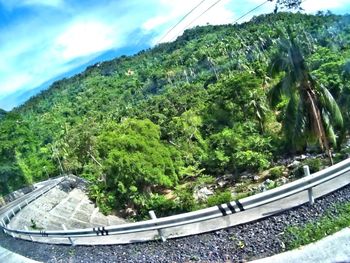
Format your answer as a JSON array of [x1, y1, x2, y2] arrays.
[[1, 12, 349, 218]]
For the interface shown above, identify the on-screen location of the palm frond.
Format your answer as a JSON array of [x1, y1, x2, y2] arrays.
[[268, 73, 294, 108], [270, 56, 288, 77], [283, 93, 305, 149], [322, 112, 337, 146], [281, 73, 295, 97], [268, 80, 284, 108], [279, 38, 291, 52], [293, 97, 307, 148], [318, 84, 343, 129]]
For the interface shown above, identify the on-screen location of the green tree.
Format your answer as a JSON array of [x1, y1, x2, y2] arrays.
[[96, 118, 183, 213], [269, 34, 343, 162], [0, 109, 6, 119]]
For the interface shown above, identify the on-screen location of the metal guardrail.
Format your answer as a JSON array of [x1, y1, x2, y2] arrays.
[[1, 158, 350, 244], [0, 177, 65, 231]]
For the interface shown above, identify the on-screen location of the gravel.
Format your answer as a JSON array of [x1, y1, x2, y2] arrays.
[[1, 184, 350, 263]]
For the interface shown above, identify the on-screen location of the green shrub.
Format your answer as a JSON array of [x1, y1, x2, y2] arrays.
[[291, 165, 304, 179], [195, 175, 215, 186], [233, 192, 250, 200], [333, 153, 345, 163], [88, 184, 115, 215], [303, 158, 322, 173], [233, 150, 270, 172], [98, 193, 116, 215], [207, 190, 232, 207], [335, 147, 350, 162], [268, 166, 285, 180], [139, 194, 177, 218], [267, 180, 278, 190], [235, 182, 250, 193], [175, 186, 199, 212], [291, 158, 323, 179], [94, 119, 184, 216], [30, 219, 43, 230]]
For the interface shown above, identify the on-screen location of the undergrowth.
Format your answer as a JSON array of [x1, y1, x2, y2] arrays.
[[284, 201, 350, 249]]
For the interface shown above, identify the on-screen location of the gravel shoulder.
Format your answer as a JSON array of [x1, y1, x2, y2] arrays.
[[1, 184, 350, 263]]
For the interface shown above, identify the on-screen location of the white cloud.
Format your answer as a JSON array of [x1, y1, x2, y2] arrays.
[[0, 74, 32, 94], [0, 0, 64, 9], [54, 21, 116, 60], [301, 0, 349, 12], [247, 0, 350, 13], [22, 0, 63, 7], [143, 15, 171, 31]]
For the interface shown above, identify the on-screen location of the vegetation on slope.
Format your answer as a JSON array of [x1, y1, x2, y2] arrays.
[[0, 109, 6, 119], [0, 12, 349, 218]]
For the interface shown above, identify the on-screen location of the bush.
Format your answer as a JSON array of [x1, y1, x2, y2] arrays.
[[290, 158, 323, 179], [175, 186, 199, 212], [335, 147, 350, 162], [140, 194, 177, 218], [96, 119, 184, 214], [207, 190, 232, 207], [195, 175, 215, 186], [233, 192, 251, 200], [290, 165, 304, 179], [268, 166, 285, 180], [204, 123, 273, 174], [303, 158, 322, 173], [233, 150, 270, 172]]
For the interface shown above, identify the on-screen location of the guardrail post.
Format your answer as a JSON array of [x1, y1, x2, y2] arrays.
[[24, 226, 33, 241], [303, 165, 315, 205], [1, 220, 7, 234], [62, 224, 75, 246], [149, 210, 166, 242], [308, 188, 315, 205]]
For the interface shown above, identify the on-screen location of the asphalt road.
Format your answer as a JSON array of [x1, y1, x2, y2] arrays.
[[250, 227, 350, 263], [0, 178, 59, 217]]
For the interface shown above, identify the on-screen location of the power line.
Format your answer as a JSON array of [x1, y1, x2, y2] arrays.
[[168, 0, 271, 42], [233, 0, 270, 24], [181, 0, 223, 33], [156, 0, 208, 44]]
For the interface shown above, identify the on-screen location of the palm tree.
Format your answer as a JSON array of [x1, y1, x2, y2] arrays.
[[269, 34, 343, 164]]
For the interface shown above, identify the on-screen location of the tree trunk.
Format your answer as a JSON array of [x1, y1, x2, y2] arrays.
[[306, 89, 334, 165]]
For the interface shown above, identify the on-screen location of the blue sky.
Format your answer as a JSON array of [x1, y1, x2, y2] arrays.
[[0, 0, 349, 110]]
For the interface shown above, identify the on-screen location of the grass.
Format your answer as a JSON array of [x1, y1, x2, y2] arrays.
[[283, 201, 350, 250], [30, 218, 44, 230]]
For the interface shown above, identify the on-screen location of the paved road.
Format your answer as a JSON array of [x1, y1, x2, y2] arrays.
[[0, 246, 40, 263], [0, 178, 59, 216], [0, 178, 62, 263], [250, 227, 350, 263]]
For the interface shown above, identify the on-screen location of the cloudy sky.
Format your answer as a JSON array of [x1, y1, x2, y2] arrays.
[[0, 0, 349, 110]]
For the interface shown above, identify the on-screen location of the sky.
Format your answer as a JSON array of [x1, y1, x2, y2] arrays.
[[0, 0, 349, 110]]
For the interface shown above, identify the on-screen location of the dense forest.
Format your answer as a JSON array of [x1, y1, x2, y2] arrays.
[[0, 12, 349, 218]]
